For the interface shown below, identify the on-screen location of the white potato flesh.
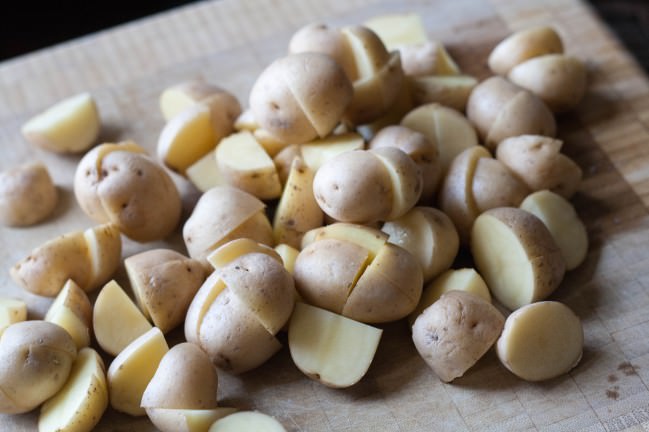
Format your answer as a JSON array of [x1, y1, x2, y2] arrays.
[[234, 109, 258, 131], [497, 301, 583, 381], [45, 280, 91, 349], [300, 132, 365, 171], [207, 238, 281, 271], [93, 281, 152, 356], [288, 302, 382, 388], [107, 327, 169, 416], [0, 298, 26, 336], [184, 273, 227, 345], [39, 348, 108, 432], [274, 244, 300, 275], [186, 150, 227, 192], [301, 223, 388, 257], [520, 190, 588, 270], [147, 407, 238, 432], [83, 223, 122, 290], [209, 411, 286, 432], [364, 13, 428, 51], [22, 93, 100, 153]]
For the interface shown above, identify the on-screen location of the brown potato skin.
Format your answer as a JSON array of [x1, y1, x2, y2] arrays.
[[471, 158, 530, 212], [488, 26, 564, 76], [0, 162, 58, 227], [0, 321, 77, 414], [412, 291, 504, 382]]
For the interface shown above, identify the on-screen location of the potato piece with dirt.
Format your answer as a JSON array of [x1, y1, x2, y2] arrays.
[[497, 301, 583, 381], [412, 291, 504, 382], [471, 207, 565, 310], [520, 190, 588, 270], [45, 280, 92, 349], [0, 321, 77, 414], [0, 162, 58, 227], [488, 26, 564, 76], [249, 52, 353, 144], [74, 141, 181, 242]]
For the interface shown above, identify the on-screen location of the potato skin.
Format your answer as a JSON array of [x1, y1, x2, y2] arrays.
[[289, 23, 357, 80], [412, 291, 504, 382], [0, 321, 77, 414], [488, 26, 564, 76], [0, 162, 58, 227]]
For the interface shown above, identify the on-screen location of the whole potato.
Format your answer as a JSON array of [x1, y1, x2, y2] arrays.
[[0, 162, 58, 227], [0, 321, 77, 414], [74, 141, 182, 242], [488, 26, 564, 75]]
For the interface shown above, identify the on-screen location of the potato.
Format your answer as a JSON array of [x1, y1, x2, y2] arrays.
[[497, 301, 583, 381], [301, 222, 389, 253], [398, 41, 461, 77], [249, 52, 353, 144], [401, 103, 478, 176], [471, 157, 529, 211], [0, 321, 77, 414], [209, 411, 286, 432], [215, 131, 282, 200], [253, 128, 288, 157], [408, 268, 491, 326], [148, 408, 238, 432], [409, 75, 478, 112], [93, 280, 152, 357], [107, 327, 168, 416], [142, 342, 218, 410], [183, 186, 273, 266], [288, 23, 357, 79], [233, 108, 258, 131], [273, 156, 323, 248], [313, 148, 422, 223], [186, 149, 227, 192], [496, 134, 582, 199], [488, 26, 564, 76], [0, 162, 58, 227], [520, 190, 588, 270], [45, 280, 92, 349], [381, 206, 459, 282], [159, 80, 241, 125], [38, 348, 108, 432], [74, 141, 181, 242], [412, 291, 504, 382], [288, 302, 382, 388], [508, 54, 587, 112], [21, 92, 100, 153], [369, 125, 441, 203], [207, 238, 281, 271], [364, 13, 428, 51], [0, 298, 27, 336], [471, 207, 565, 310], [356, 86, 414, 142], [466, 76, 556, 150], [11, 223, 121, 297], [274, 244, 300, 275]]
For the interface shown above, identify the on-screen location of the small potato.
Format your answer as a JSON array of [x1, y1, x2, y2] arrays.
[[412, 291, 504, 382], [249, 53, 353, 144], [0, 162, 58, 227], [497, 301, 583, 381], [471, 157, 530, 211], [74, 141, 181, 242], [496, 135, 582, 199], [125, 249, 207, 333], [508, 54, 587, 112], [209, 411, 287, 432], [488, 26, 564, 75], [471, 207, 565, 310], [45, 280, 92, 350], [21, 92, 100, 153], [0, 321, 77, 414]]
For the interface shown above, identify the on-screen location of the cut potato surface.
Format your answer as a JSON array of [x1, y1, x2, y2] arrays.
[[148, 407, 238, 432], [497, 301, 583, 381], [288, 302, 382, 388], [44, 280, 92, 349], [300, 132, 364, 171], [207, 238, 281, 271], [364, 13, 428, 51], [186, 150, 227, 192], [0, 298, 26, 336], [209, 411, 286, 432]]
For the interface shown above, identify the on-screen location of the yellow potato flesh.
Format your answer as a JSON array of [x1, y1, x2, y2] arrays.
[[209, 411, 286, 432], [207, 238, 280, 271], [300, 132, 364, 171], [147, 407, 238, 432], [0, 298, 26, 336], [288, 303, 382, 388], [83, 223, 121, 290], [274, 244, 300, 275], [364, 13, 428, 51], [301, 223, 388, 258]]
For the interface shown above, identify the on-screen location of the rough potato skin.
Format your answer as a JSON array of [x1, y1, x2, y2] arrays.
[[0, 162, 58, 227], [412, 291, 504, 382]]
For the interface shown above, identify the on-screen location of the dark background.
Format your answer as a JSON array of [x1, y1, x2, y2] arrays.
[[1, 0, 648, 73]]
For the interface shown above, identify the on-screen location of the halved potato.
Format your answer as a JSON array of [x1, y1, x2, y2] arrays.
[[409, 75, 477, 112], [488, 26, 564, 75], [45, 280, 92, 349], [148, 407, 238, 432], [209, 411, 286, 432]]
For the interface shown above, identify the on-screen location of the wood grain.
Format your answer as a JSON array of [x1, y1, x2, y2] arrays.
[[2, 0, 649, 430]]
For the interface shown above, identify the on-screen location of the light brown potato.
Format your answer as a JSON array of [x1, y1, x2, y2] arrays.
[[11, 223, 121, 297], [288, 23, 357, 79], [371, 147, 423, 219], [398, 41, 461, 77], [381, 206, 459, 282], [497, 301, 583, 381], [148, 408, 238, 432], [125, 249, 206, 333], [74, 141, 181, 242], [471, 207, 565, 310], [0, 298, 27, 336], [21, 92, 100, 154], [45, 280, 92, 350], [209, 411, 287, 432], [488, 26, 564, 75], [38, 348, 108, 432], [496, 135, 582, 199], [107, 327, 169, 416], [520, 190, 588, 270], [412, 291, 504, 382], [183, 186, 273, 266], [288, 302, 382, 388], [142, 342, 218, 409], [401, 103, 479, 176], [0, 162, 58, 227], [409, 75, 478, 112], [466, 76, 556, 150], [0, 321, 77, 414], [369, 125, 441, 203], [508, 54, 587, 112], [249, 53, 353, 144], [356, 85, 414, 142], [471, 157, 530, 211]]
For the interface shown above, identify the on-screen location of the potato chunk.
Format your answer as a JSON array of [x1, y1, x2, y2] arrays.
[[209, 411, 286, 432], [0, 162, 58, 227], [45, 280, 92, 349]]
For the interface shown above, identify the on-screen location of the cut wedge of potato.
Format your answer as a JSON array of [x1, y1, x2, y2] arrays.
[[208, 411, 286, 432], [186, 150, 227, 192], [45, 280, 92, 349], [148, 407, 238, 432]]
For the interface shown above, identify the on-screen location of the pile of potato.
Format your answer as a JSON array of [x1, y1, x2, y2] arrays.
[[0, 13, 590, 431]]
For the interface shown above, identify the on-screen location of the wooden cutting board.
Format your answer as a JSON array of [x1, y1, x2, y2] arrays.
[[2, 0, 649, 430]]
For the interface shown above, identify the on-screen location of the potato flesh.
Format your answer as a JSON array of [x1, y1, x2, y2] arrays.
[[148, 407, 238, 432], [274, 244, 300, 275], [83, 223, 122, 290], [364, 13, 428, 51], [45, 280, 92, 349], [299, 132, 364, 171], [0, 298, 26, 336], [184, 273, 227, 345], [0, 162, 58, 227], [288, 303, 382, 388], [301, 222, 388, 257], [209, 411, 286, 432], [186, 150, 227, 192], [497, 301, 583, 381], [370, 147, 422, 220], [409, 75, 477, 111], [207, 238, 281, 271]]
